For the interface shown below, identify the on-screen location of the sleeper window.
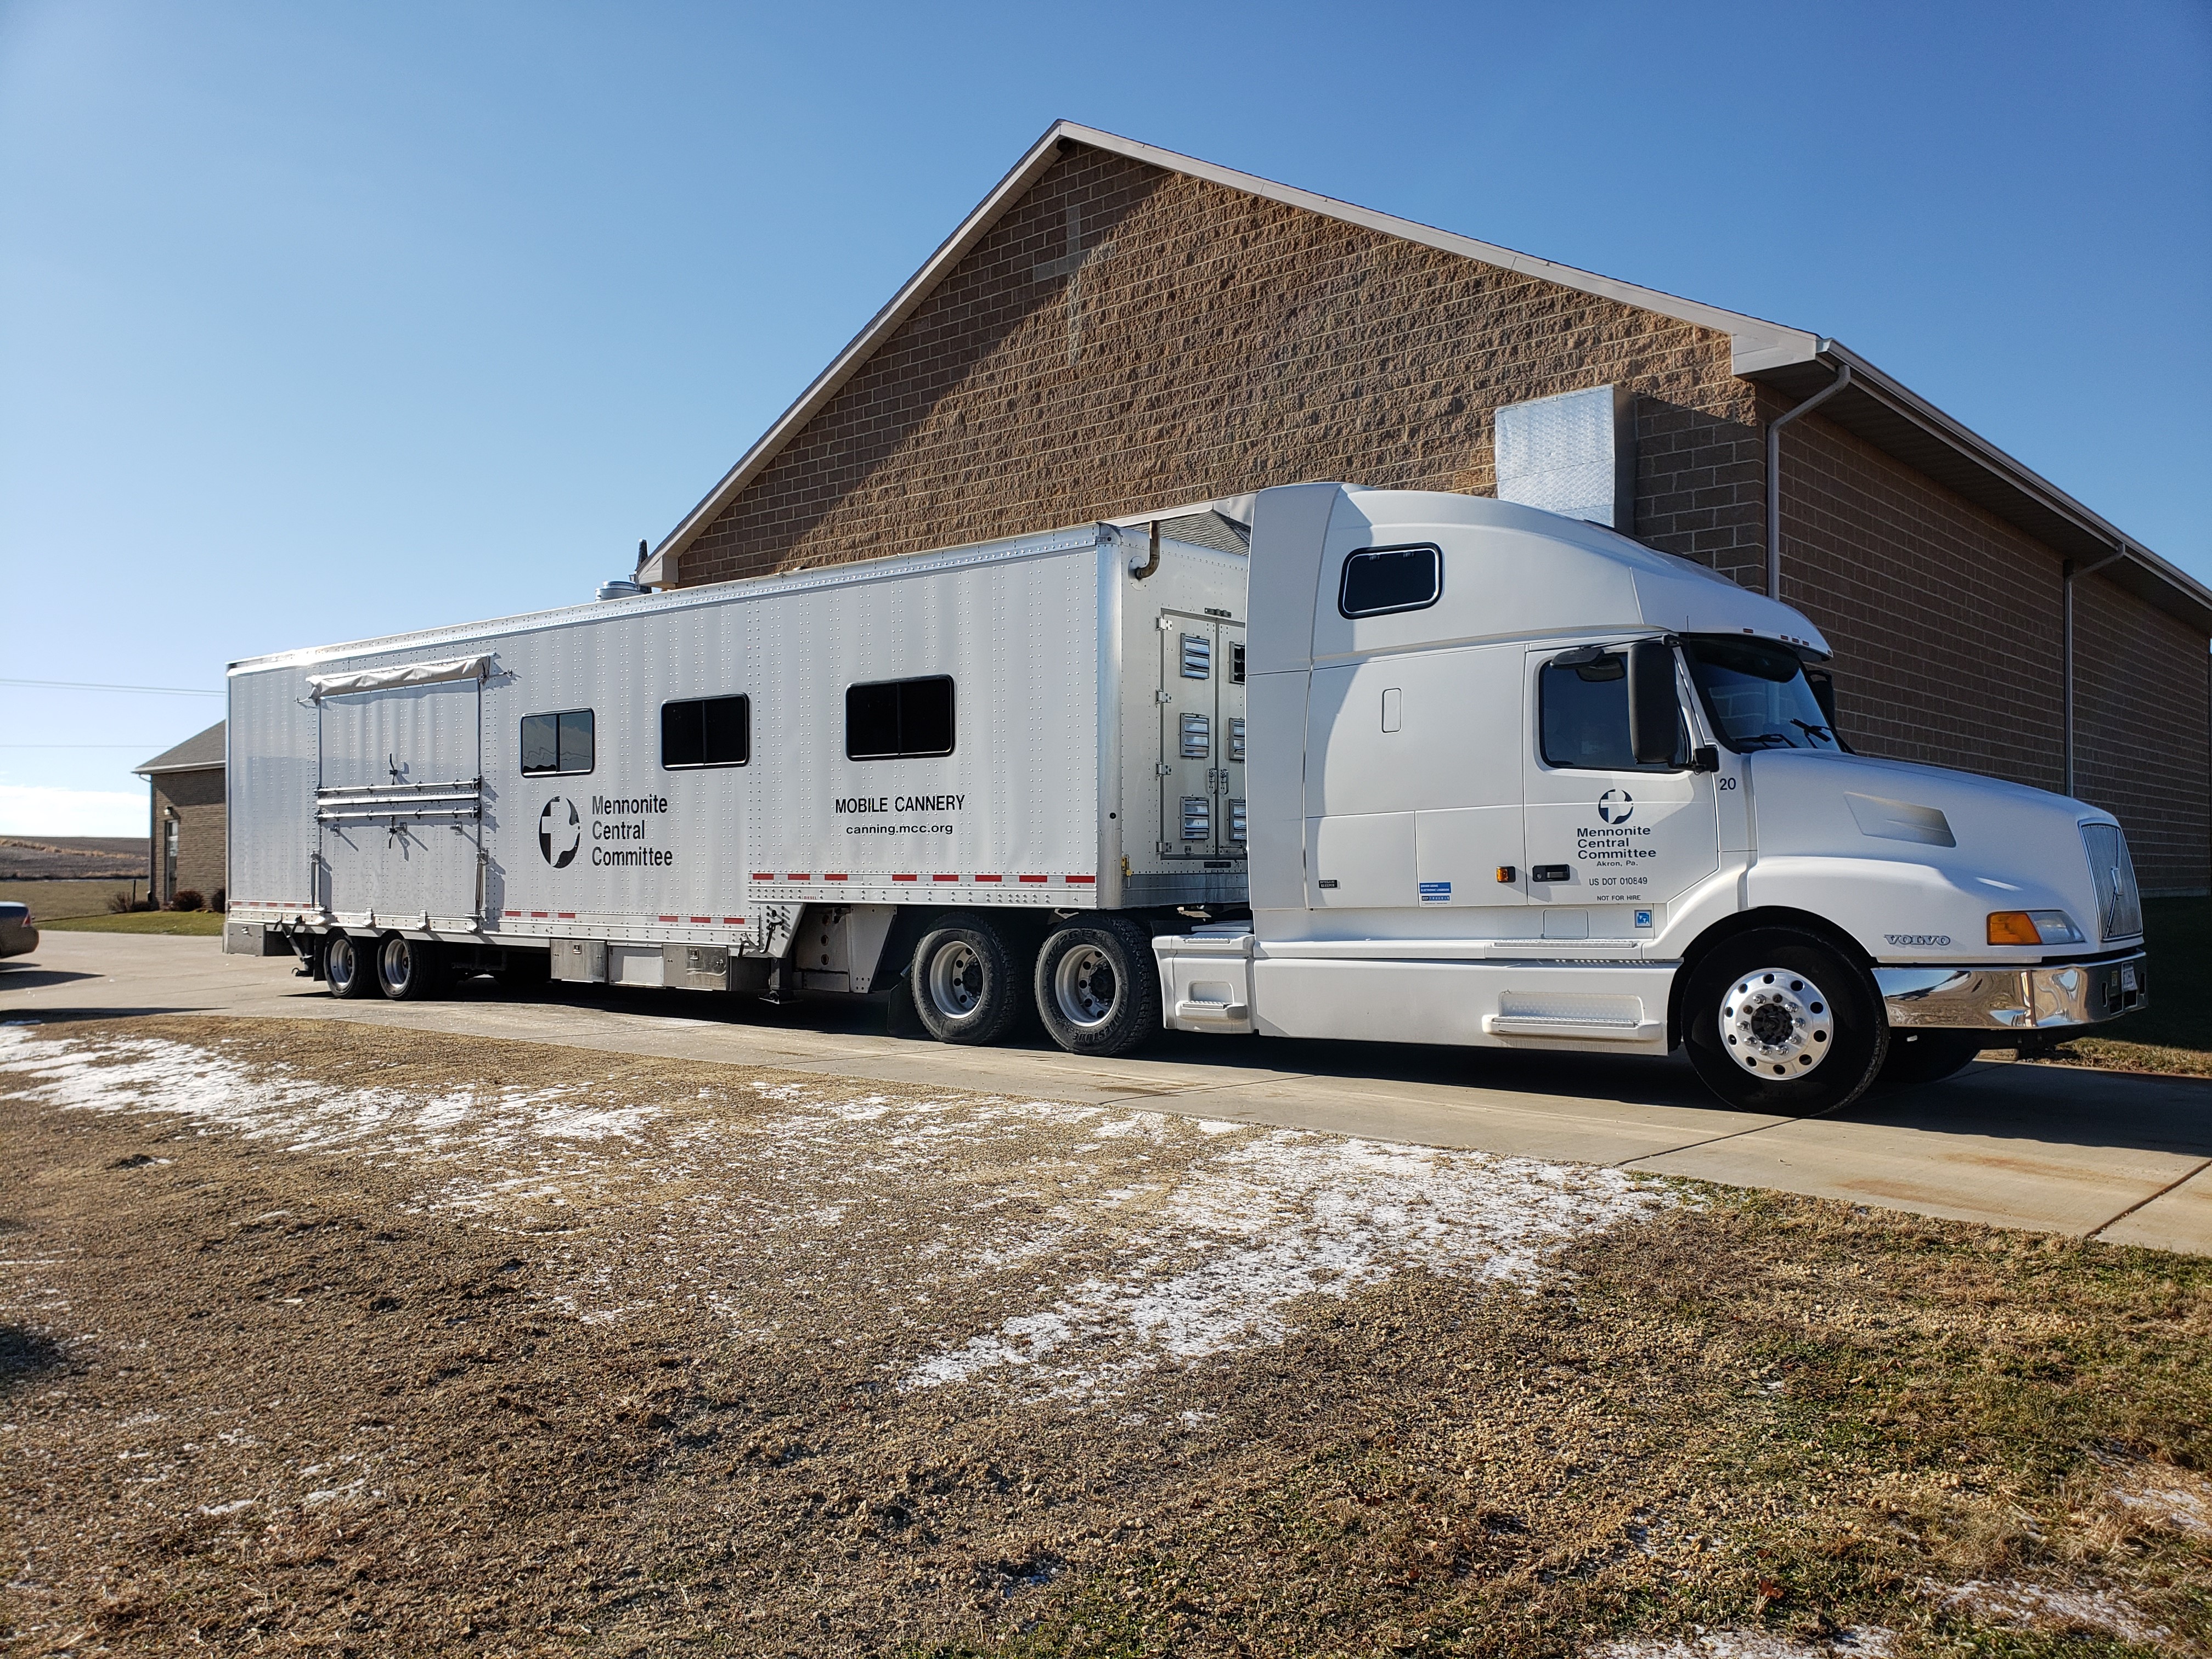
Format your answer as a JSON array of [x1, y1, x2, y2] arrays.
[[1338, 544, 1442, 618], [662, 695, 751, 769], [520, 709, 594, 776], [845, 675, 955, 761], [1539, 655, 1686, 771]]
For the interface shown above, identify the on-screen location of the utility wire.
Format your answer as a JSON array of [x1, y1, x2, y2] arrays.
[[0, 678, 223, 696]]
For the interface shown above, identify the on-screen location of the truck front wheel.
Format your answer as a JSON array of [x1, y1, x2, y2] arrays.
[[324, 933, 375, 999], [1683, 928, 1886, 1113], [1035, 917, 1161, 1058], [910, 916, 1026, 1045]]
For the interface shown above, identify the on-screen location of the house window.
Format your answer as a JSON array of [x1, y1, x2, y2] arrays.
[[521, 709, 595, 776], [1339, 544, 1442, 618], [845, 676, 955, 761], [662, 695, 750, 769]]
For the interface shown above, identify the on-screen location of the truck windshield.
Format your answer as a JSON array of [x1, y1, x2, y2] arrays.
[[1683, 636, 1842, 752]]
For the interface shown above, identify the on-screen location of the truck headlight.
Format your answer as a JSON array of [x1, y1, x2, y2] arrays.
[[1987, 910, 2084, 946]]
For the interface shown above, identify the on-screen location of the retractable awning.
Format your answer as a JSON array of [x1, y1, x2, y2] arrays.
[[306, 654, 494, 701]]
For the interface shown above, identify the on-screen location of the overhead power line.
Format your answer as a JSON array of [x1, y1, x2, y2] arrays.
[[0, 678, 223, 696]]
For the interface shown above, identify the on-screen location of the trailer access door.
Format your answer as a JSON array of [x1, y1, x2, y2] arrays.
[[311, 657, 489, 930], [1157, 613, 1247, 861]]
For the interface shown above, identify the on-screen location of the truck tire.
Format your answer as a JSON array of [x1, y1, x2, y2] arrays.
[[376, 934, 443, 1002], [910, 916, 1026, 1045], [1683, 928, 1887, 1113], [324, 933, 375, 999], [1035, 917, 1161, 1058], [1878, 1029, 1987, 1090]]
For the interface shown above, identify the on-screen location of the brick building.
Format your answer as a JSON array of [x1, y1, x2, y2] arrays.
[[134, 721, 225, 907], [638, 123, 2211, 895]]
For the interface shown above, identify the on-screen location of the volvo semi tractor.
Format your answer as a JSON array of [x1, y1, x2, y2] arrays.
[[223, 484, 2148, 1111]]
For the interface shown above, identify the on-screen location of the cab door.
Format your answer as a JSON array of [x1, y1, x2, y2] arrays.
[[1520, 644, 1716, 936]]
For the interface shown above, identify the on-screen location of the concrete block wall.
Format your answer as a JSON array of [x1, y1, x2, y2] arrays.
[[675, 143, 1769, 591], [671, 138, 2208, 895], [1780, 409, 2207, 895]]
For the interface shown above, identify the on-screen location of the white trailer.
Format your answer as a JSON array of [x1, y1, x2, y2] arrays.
[[225, 485, 2149, 1111]]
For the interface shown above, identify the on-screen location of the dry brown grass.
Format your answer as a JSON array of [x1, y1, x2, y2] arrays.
[[1, 1016, 2205, 1658]]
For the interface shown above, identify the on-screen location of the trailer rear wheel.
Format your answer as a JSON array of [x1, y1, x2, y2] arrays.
[[376, 935, 443, 1001], [324, 933, 375, 1000], [1035, 917, 1160, 1058], [1683, 928, 1886, 1113], [911, 916, 1025, 1045]]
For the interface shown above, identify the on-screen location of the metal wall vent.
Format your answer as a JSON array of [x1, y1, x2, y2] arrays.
[[1181, 634, 1212, 679], [1180, 797, 1211, 840], [1228, 717, 1246, 761], [1494, 383, 1636, 529], [1180, 713, 1210, 758]]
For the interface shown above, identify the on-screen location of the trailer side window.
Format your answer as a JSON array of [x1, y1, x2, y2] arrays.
[[662, 695, 750, 769], [846, 676, 955, 761], [520, 709, 594, 776], [1339, 544, 1441, 618], [1539, 654, 1686, 771]]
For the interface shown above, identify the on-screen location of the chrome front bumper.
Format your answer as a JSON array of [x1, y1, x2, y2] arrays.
[[1876, 951, 2147, 1032]]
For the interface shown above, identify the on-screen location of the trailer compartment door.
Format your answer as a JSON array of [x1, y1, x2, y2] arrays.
[[315, 675, 484, 929], [1157, 614, 1246, 862]]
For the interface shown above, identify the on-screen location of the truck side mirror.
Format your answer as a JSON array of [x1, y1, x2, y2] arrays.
[[1627, 640, 1681, 766]]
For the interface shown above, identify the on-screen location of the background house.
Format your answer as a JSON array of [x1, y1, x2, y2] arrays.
[[134, 721, 226, 906], [639, 123, 2211, 895]]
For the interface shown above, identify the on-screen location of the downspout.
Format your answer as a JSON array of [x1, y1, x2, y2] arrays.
[[2062, 545, 2129, 797], [1765, 362, 1852, 602], [1128, 520, 1161, 581]]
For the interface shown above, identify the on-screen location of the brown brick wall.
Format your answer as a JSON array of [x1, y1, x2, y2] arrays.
[[2071, 569, 2210, 895], [673, 137, 2208, 894], [1780, 410, 2207, 894], [677, 142, 1768, 590], [150, 768, 227, 906]]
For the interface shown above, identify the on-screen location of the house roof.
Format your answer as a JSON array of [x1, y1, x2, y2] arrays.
[[641, 121, 2210, 636], [134, 720, 225, 777]]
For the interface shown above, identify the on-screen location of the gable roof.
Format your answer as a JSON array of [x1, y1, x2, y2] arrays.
[[641, 121, 2209, 636], [134, 720, 225, 777]]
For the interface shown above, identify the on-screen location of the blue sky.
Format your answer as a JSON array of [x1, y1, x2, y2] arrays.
[[2, 0, 2207, 834]]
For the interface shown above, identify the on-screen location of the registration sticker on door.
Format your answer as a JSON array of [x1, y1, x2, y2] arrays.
[[1418, 881, 1451, 904]]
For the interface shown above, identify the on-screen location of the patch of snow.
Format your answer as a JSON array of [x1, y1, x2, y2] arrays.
[[1933, 1579, 2170, 1646], [1588, 1630, 1895, 1658]]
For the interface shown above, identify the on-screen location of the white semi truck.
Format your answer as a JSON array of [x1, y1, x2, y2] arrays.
[[223, 484, 2148, 1111]]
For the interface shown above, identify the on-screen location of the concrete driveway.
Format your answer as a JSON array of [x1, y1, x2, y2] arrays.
[[5, 929, 2207, 1254]]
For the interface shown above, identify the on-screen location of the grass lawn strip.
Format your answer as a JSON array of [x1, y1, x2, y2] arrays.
[[33, 909, 227, 935], [0, 1015, 2204, 1657]]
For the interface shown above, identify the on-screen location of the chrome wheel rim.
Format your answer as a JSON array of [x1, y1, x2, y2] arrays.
[[924, 940, 983, 1019], [1719, 967, 1834, 1079], [1050, 944, 1118, 1029], [327, 935, 359, 991], [381, 936, 414, 992]]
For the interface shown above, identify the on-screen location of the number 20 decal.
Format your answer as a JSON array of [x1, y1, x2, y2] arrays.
[[1718, 777, 1739, 791]]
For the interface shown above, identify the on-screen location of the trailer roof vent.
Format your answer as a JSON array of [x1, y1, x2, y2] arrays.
[[596, 577, 646, 601]]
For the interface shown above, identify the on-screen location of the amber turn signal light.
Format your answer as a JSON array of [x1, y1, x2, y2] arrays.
[[1496, 866, 1517, 883], [1987, 911, 2041, 945]]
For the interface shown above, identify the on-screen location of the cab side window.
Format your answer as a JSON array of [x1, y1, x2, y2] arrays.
[[1539, 655, 1684, 770]]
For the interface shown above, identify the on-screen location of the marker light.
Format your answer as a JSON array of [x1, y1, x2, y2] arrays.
[[1987, 910, 2084, 946]]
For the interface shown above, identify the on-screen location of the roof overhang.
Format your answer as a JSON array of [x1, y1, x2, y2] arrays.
[[1742, 339, 2212, 634]]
